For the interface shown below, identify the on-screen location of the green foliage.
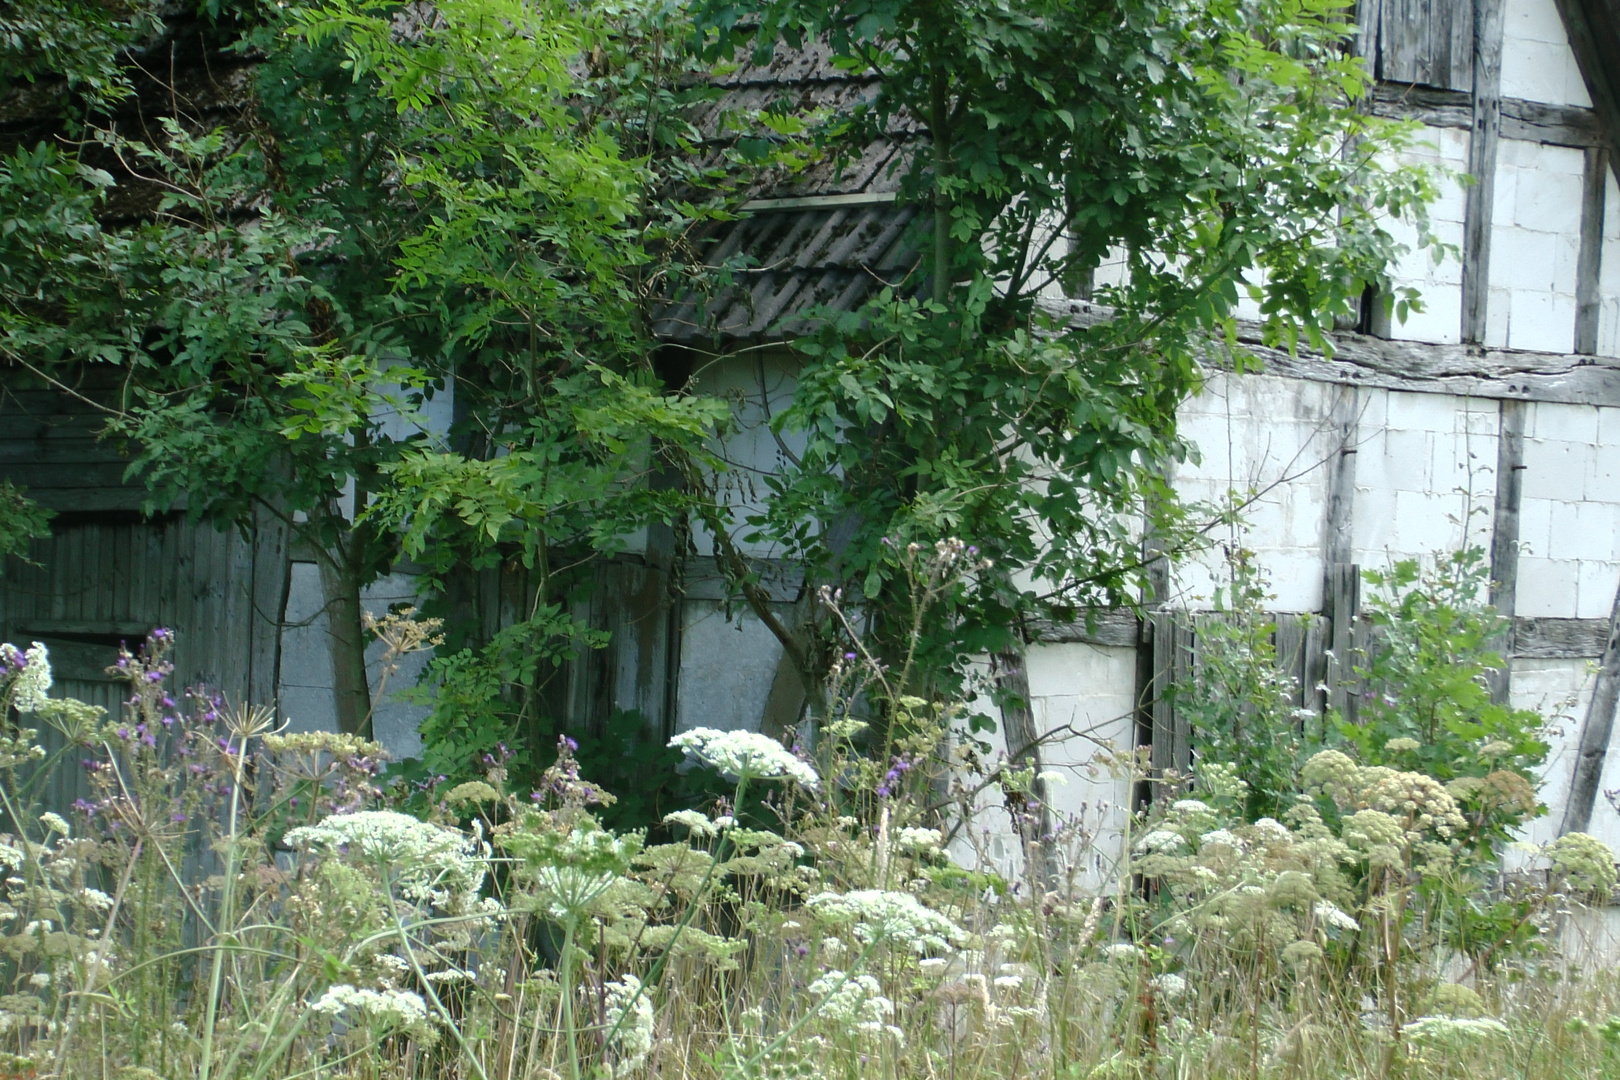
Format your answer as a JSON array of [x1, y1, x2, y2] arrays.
[[0, 0, 162, 108], [0, 482, 51, 561], [1, 0, 747, 748], [691, 0, 1446, 696], [1341, 549, 1549, 846], [1177, 549, 1310, 820]]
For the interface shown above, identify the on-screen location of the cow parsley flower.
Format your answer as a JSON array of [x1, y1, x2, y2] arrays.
[[78, 888, 114, 913], [284, 810, 486, 911], [1151, 973, 1188, 1001], [310, 984, 432, 1035], [507, 823, 641, 922], [1199, 829, 1245, 851], [662, 809, 718, 837], [896, 827, 944, 854], [808, 970, 894, 1031], [602, 975, 654, 1077], [2, 643, 51, 713], [669, 728, 819, 789], [1134, 829, 1186, 855], [806, 889, 963, 954], [1313, 901, 1361, 931], [1403, 1015, 1511, 1042]]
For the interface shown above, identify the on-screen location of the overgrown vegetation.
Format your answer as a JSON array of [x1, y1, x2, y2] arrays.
[[2, 0, 1446, 794], [0, 544, 1618, 1079]]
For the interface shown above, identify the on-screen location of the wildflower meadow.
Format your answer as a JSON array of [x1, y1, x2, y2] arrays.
[[1, 545, 1619, 1080]]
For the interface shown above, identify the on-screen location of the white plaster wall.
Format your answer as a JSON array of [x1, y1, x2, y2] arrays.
[[673, 600, 784, 733], [1168, 373, 1342, 611], [1516, 402, 1620, 618], [1598, 170, 1620, 358], [1511, 657, 1596, 849], [277, 566, 432, 760], [1350, 389, 1499, 569], [1485, 140, 1585, 353], [689, 352, 808, 561], [1381, 125, 1470, 345], [1026, 643, 1138, 889], [1500, 0, 1593, 109]]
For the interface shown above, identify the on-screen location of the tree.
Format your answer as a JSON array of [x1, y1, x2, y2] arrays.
[[0, 0, 737, 749], [688, 0, 1442, 714]]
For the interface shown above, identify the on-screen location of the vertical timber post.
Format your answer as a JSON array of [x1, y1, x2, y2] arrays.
[[1461, 0, 1506, 345], [993, 647, 1055, 890], [1488, 400, 1526, 703], [1321, 386, 1361, 724], [1562, 577, 1620, 835]]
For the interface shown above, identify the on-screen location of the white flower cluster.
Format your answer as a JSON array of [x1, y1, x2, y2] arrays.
[[514, 824, 642, 921], [310, 984, 432, 1035], [668, 728, 819, 789], [1403, 1015, 1511, 1042], [284, 810, 486, 911], [2, 642, 51, 713], [1313, 900, 1360, 931], [602, 974, 655, 1076], [895, 827, 944, 854], [807, 889, 963, 954], [662, 809, 719, 837], [1133, 829, 1186, 855], [808, 970, 896, 1034]]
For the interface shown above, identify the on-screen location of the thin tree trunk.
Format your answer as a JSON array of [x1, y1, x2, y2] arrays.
[[930, 65, 952, 305], [319, 551, 373, 739], [993, 648, 1056, 892]]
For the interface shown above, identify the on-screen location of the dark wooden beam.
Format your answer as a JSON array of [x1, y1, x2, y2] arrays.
[[1562, 576, 1620, 834], [1487, 400, 1525, 702], [1513, 616, 1611, 658], [1370, 85, 1608, 147], [1462, 0, 1507, 345], [1576, 146, 1609, 355], [1553, 0, 1620, 181]]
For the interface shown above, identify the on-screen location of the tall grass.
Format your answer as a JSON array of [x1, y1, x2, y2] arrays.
[[0, 549, 1618, 1080]]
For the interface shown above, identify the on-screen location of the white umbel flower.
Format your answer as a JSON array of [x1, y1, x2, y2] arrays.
[[896, 827, 944, 854], [662, 809, 718, 837], [669, 728, 819, 789], [310, 984, 431, 1034], [602, 975, 654, 1076], [1403, 1016, 1511, 1042], [806, 889, 963, 954], [284, 810, 485, 911], [1313, 901, 1361, 931], [808, 969, 894, 1031], [2, 642, 51, 713]]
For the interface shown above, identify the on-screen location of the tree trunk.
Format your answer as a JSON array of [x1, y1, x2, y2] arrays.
[[993, 647, 1056, 892], [319, 552, 373, 739], [930, 65, 952, 305]]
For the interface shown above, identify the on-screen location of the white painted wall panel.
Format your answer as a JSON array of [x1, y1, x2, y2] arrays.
[[1500, 0, 1594, 108], [1351, 389, 1498, 568], [1510, 657, 1595, 850], [1595, 172, 1620, 357], [1486, 140, 1585, 353], [1518, 402, 1620, 617], [276, 566, 431, 759], [1168, 373, 1342, 611], [674, 600, 784, 734], [1025, 643, 1137, 888], [1382, 126, 1469, 345], [689, 352, 808, 561]]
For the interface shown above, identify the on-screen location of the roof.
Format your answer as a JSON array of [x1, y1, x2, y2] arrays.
[[650, 40, 925, 343]]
